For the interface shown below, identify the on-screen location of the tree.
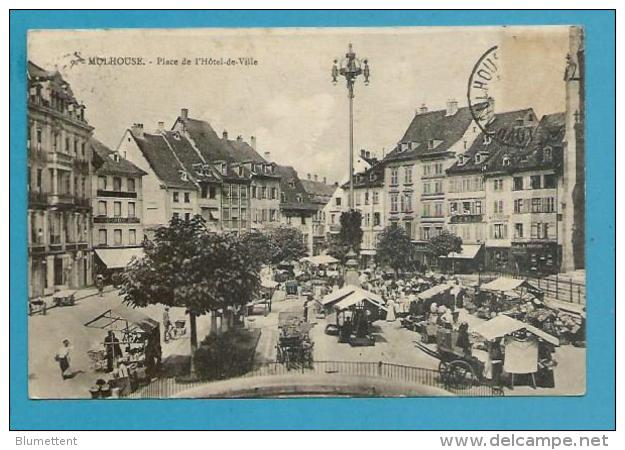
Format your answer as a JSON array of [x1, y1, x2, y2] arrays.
[[269, 226, 308, 264], [120, 215, 261, 375], [328, 210, 363, 263], [239, 230, 276, 266], [427, 229, 463, 258], [375, 225, 416, 276]]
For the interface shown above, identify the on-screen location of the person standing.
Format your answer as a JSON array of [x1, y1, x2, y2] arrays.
[[96, 273, 104, 297], [55, 339, 72, 380], [104, 331, 123, 372], [163, 306, 172, 342]]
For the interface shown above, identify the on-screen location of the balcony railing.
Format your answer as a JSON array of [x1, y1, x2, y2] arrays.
[[94, 216, 141, 224], [96, 189, 137, 199], [449, 214, 483, 224], [47, 193, 75, 206], [28, 191, 48, 206]]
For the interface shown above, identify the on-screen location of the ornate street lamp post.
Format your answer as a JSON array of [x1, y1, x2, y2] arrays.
[[332, 43, 370, 210]]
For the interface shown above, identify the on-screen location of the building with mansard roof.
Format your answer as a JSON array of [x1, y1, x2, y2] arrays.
[[27, 61, 94, 299]]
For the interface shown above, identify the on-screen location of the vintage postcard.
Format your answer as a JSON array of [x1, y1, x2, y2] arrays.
[[26, 25, 586, 400]]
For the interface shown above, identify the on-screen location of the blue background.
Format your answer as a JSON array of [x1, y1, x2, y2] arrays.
[[9, 10, 615, 430]]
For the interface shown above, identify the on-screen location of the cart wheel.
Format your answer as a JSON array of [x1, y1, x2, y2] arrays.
[[438, 360, 451, 385], [447, 360, 477, 390]]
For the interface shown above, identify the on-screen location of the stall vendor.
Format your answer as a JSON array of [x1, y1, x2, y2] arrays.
[[104, 331, 123, 372]]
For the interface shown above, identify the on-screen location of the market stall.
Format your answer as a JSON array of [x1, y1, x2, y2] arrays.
[[84, 306, 161, 398], [472, 315, 559, 389], [467, 277, 543, 319]]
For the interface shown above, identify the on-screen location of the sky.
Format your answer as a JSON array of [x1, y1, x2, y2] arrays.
[[28, 26, 571, 184]]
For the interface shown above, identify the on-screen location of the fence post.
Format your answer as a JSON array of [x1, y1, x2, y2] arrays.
[[377, 361, 382, 377], [569, 279, 573, 303]]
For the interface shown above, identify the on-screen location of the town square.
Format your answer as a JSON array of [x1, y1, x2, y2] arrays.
[[26, 25, 586, 399]]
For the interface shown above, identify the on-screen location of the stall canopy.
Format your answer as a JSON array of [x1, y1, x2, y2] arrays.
[[320, 286, 358, 307], [472, 314, 559, 346], [94, 247, 144, 270], [417, 284, 451, 300], [481, 277, 540, 294], [333, 288, 388, 312], [261, 278, 279, 289], [301, 254, 339, 266], [84, 305, 159, 333], [440, 244, 482, 260]]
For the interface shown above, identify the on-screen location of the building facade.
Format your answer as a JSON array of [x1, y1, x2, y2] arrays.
[[90, 139, 147, 275], [27, 62, 94, 298], [301, 174, 335, 255]]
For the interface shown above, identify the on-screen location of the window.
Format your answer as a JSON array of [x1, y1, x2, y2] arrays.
[[434, 202, 443, 217], [128, 202, 136, 218], [36, 169, 42, 191], [251, 186, 257, 199], [271, 188, 277, 200], [434, 163, 443, 175], [449, 201, 458, 215], [114, 201, 122, 217], [544, 174, 556, 189], [261, 186, 267, 199], [99, 229, 107, 245], [185, 213, 191, 221], [475, 153, 483, 164], [475, 201, 482, 215], [423, 165, 431, 176], [98, 201, 107, 216], [422, 203, 431, 217], [209, 186, 217, 199], [513, 176, 524, 191], [531, 198, 542, 213], [114, 229, 122, 245], [530, 175, 541, 189], [390, 168, 399, 185], [81, 142, 86, 157], [404, 221, 412, 238], [390, 193, 398, 213], [421, 227, 430, 241], [493, 179, 504, 191], [98, 176, 107, 190], [434, 181, 443, 194], [173, 212, 180, 220], [335, 197, 342, 207], [364, 192, 369, 205], [543, 147, 553, 162], [113, 177, 121, 191], [281, 192, 286, 203], [373, 212, 381, 227], [355, 192, 361, 206], [65, 137, 70, 153], [373, 191, 379, 204], [514, 199, 524, 214], [184, 192, 190, 203], [493, 223, 507, 239], [201, 185, 208, 198], [127, 178, 136, 192], [544, 197, 555, 213], [404, 166, 413, 184], [301, 216, 306, 225], [502, 156, 510, 167], [493, 200, 504, 214], [129, 229, 137, 245], [173, 192, 179, 203], [514, 223, 524, 239], [423, 182, 431, 194]]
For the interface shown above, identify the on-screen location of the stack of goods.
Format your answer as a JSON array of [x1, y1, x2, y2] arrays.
[[527, 309, 584, 345]]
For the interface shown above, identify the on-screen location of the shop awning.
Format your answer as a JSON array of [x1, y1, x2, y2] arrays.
[[441, 244, 482, 260], [481, 277, 538, 293], [417, 284, 451, 300], [95, 247, 144, 269], [472, 314, 559, 346]]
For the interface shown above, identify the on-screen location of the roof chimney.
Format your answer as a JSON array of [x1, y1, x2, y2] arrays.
[[222, 130, 228, 140], [250, 136, 256, 149], [180, 108, 188, 120], [446, 99, 458, 116], [365, 151, 371, 159], [314, 174, 318, 181], [157, 121, 164, 133], [419, 103, 428, 115], [131, 123, 144, 138], [264, 151, 271, 161], [236, 135, 243, 142], [323, 177, 327, 184], [307, 173, 311, 180]]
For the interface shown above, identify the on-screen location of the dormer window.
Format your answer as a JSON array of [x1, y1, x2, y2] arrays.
[[369, 172, 376, 181], [428, 139, 435, 149], [221, 163, 227, 175], [475, 154, 482, 164], [238, 166, 244, 176], [111, 153, 120, 163], [180, 171, 188, 181], [296, 194, 302, 203], [172, 131, 181, 140], [515, 118, 524, 127], [458, 155, 466, 165], [281, 192, 286, 203], [410, 142, 419, 150], [543, 146, 553, 162], [483, 135, 492, 145], [400, 142, 409, 152], [502, 156, 511, 167]]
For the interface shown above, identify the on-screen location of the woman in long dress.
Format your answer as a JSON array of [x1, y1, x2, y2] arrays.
[[386, 298, 397, 322]]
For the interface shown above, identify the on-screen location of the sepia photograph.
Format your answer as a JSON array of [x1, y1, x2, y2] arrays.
[[25, 25, 586, 400]]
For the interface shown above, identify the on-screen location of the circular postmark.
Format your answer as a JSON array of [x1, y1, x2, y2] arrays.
[[467, 45, 533, 148]]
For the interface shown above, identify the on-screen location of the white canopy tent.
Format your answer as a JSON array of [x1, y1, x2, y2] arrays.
[[472, 314, 559, 346], [440, 244, 483, 260], [321, 285, 387, 311], [301, 254, 339, 266], [94, 247, 144, 269]]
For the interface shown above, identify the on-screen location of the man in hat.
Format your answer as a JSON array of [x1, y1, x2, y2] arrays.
[[104, 331, 123, 372]]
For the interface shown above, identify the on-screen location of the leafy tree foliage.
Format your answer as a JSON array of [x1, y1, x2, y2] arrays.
[[427, 229, 463, 258], [328, 210, 364, 263], [239, 230, 276, 266], [269, 226, 308, 264], [375, 225, 416, 275], [120, 215, 261, 373]]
